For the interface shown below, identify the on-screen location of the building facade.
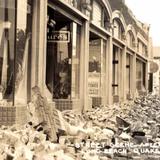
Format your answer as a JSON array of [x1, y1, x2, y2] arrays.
[[152, 47, 160, 95], [0, 0, 150, 111]]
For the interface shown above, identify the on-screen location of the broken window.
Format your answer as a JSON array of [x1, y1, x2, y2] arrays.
[[0, 0, 32, 104], [0, 0, 16, 102]]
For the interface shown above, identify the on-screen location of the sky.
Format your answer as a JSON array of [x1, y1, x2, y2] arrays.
[[125, 0, 160, 46]]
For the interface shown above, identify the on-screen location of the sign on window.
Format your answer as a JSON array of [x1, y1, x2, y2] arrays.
[[47, 31, 70, 43], [88, 73, 100, 97]]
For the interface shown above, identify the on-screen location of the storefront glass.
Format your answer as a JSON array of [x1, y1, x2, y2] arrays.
[[136, 59, 146, 92], [0, 0, 16, 103], [46, 7, 80, 99], [0, 0, 32, 105], [88, 32, 106, 105]]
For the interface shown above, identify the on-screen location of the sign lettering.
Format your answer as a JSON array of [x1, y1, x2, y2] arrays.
[[47, 31, 70, 43]]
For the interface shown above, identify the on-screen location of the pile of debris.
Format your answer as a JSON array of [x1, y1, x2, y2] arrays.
[[62, 94, 160, 159], [0, 93, 160, 160], [0, 123, 80, 160]]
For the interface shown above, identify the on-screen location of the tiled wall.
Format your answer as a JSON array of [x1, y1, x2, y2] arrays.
[[54, 99, 81, 111], [0, 106, 28, 127]]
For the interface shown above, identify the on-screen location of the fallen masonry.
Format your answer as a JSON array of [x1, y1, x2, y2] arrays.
[[1, 93, 160, 159]]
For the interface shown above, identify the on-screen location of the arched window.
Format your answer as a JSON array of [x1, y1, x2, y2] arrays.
[[127, 31, 135, 48], [91, 0, 110, 30], [113, 19, 124, 40]]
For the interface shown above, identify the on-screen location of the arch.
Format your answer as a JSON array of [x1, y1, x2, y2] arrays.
[[112, 10, 127, 32]]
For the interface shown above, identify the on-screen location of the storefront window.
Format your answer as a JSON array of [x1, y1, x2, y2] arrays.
[[0, 0, 16, 103], [0, 0, 32, 105], [136, 59, 146, 92], [46, 7, 80, 99], [88, 32, 106, 102]]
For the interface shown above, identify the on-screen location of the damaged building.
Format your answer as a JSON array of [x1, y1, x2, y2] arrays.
[[0, 0, 151, 116]]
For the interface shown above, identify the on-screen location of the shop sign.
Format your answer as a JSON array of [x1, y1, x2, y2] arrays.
[[88, 73, 100, 97], [47, 31, 70, 43]]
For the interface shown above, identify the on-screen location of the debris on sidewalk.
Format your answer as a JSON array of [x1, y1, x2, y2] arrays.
[[0, 94, 160, 159]]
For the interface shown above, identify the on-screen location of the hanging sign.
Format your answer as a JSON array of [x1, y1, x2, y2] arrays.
[[150, 61, 159, 73], [47, 31, 70, 43]]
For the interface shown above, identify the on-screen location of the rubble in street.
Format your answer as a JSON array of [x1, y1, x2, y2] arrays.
[[1, 94, 160, 159]]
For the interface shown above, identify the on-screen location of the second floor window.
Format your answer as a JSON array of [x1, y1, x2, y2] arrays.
[[113, 19, 124, 40], [91, 0, 110, 30]]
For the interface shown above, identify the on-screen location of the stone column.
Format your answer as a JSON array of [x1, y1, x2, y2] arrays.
[[80, 20, 90, 111], [121, 46, 127, 101], [107, 37, 113, 105], [131, 53, 137, 97], [31, 0, 52, 101]]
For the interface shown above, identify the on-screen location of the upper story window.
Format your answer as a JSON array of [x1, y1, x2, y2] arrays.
[[91, 0, 110, 30], [113, 19, 124, 40], [92, 1, 102, 26], [64, 0, 82, 11], [137, 39, 148, 56], [127, 31, 135, 48]]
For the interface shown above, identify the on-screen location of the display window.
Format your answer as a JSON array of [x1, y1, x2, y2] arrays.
[[136, 59, 146, 92], [88, 32, 106, 104], [0, 0, 16, 102], [46, 7, 80, 99], [0, 0, 32, 104]]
